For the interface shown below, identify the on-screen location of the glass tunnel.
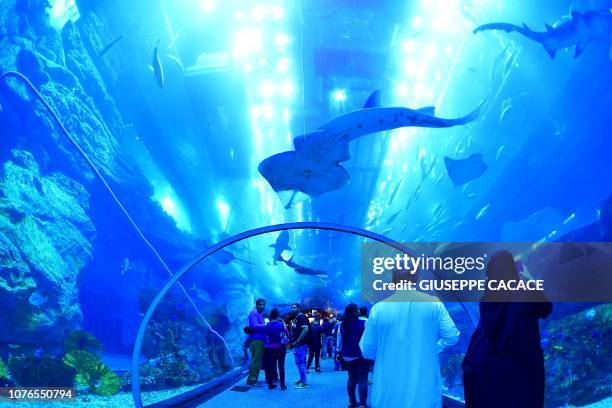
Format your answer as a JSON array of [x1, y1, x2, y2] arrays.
[[0, 0, 611, 407]]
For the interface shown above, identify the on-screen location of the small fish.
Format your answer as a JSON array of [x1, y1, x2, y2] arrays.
[[121, 257, 131, 275], [562, 213, 575, 224], [495, 145, 505, 161], [190, 284, 212, 302], [433, 200, 446, 217], [8, 344, 20, 349], [420, 156, 437, 181], [28, 291, 48, 307], [148, 357, 160, 367], [379, 227, 394, 236], [552, 120, 566, 137], [152, 40, 165, 88], [34, 348, 44, 358], [475, 203, 490, 221], [98, 35, 123, 57], [466, 193, 476, 199], [434, 242, 452, 256], [386, 209, 402, 225], [585, 308, 596, 320], [166, 54, 184, 71], [387, 177, 404, 206], [552, 345, 564, 351], [499, 98, 512, 122]]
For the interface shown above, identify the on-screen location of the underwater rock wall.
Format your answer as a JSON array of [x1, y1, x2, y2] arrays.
[[0, 149, 93, 344], [0, 0, 204, 351]]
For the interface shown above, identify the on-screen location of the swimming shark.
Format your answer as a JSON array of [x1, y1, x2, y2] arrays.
[[281, 255, 328, 277], [270, 230, 291, 265], [258, 91, 482, 207], [152, 40, 164, 87], [292, 90, 482, 159], [474, 9, 612, 59]]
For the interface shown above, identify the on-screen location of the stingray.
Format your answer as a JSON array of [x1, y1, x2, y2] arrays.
[[213, 249, 254, 266], [270, 230, 292, 264], [444, 153, 488, 186], [259, 90, 483, 207], [281, 255, 328, 277]]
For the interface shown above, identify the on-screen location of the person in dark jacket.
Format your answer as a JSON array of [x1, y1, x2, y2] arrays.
[[338, 303, 368, 408], [462, 250, 552, 408], [307, 315, 324, 372]]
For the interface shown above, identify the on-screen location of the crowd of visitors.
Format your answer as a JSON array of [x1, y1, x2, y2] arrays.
[[242, 250, 552, 408]]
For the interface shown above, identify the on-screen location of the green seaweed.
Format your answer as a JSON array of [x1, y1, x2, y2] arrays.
[[76, 362, 120, 396], [0, 357, 8, 379], [0, 357, 12, 386], [63, 350, 100, 373], [63, 330, 104, 353], [63, 350, 119, 396]]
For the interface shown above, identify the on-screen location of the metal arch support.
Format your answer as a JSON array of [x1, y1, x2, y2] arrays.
[[131, 222, 475, 407]]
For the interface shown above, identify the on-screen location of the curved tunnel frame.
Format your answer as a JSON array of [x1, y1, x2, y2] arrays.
[[132, 221, 477, 407]]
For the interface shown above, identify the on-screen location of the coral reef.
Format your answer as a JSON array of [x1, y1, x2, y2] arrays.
[[543, 303, 612, 407], [120, 363, 164, 391], [0, 149, 93, 345]]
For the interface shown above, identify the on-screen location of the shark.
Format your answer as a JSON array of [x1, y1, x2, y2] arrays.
[[270, 230, 291, 265], [474, 9, 612, 59], [281, 255, 328, 277], [152, 40, 164, 88], [258, 91, 482, 208]]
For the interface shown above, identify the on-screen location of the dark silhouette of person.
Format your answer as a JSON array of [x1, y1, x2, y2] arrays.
[[207, 307, 230, 370], [339, 303, 368, 408], [307, 314, 323, 372], [462, 250, 552, 408]]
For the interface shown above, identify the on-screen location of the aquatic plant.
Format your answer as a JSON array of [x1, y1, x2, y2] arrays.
[[8, 356, 75, 387], [62, 349, 119, 395], [0, 357, 8, 379], [543, 303, 612, 406], [0, 357, 12, 387], [63, 350, 100, 374], [76, 361, 120, 396], [63, 330, 104, 353]]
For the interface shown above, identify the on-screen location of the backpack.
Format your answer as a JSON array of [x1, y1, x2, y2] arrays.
[[278, 321, 289, 345]]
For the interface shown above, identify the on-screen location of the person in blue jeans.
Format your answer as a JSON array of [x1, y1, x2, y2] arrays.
[[289, 303, 310, 388], [265, 308, 289, 390], [322, 316, 335, 359]]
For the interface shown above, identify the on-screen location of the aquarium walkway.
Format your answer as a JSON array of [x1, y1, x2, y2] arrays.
[[194, 358, 465, 408]]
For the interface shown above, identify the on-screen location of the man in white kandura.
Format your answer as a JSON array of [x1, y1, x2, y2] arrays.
[[359, 268, 460, 408]]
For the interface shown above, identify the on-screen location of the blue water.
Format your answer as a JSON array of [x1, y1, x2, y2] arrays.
[[0, 0, 611, 406]]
